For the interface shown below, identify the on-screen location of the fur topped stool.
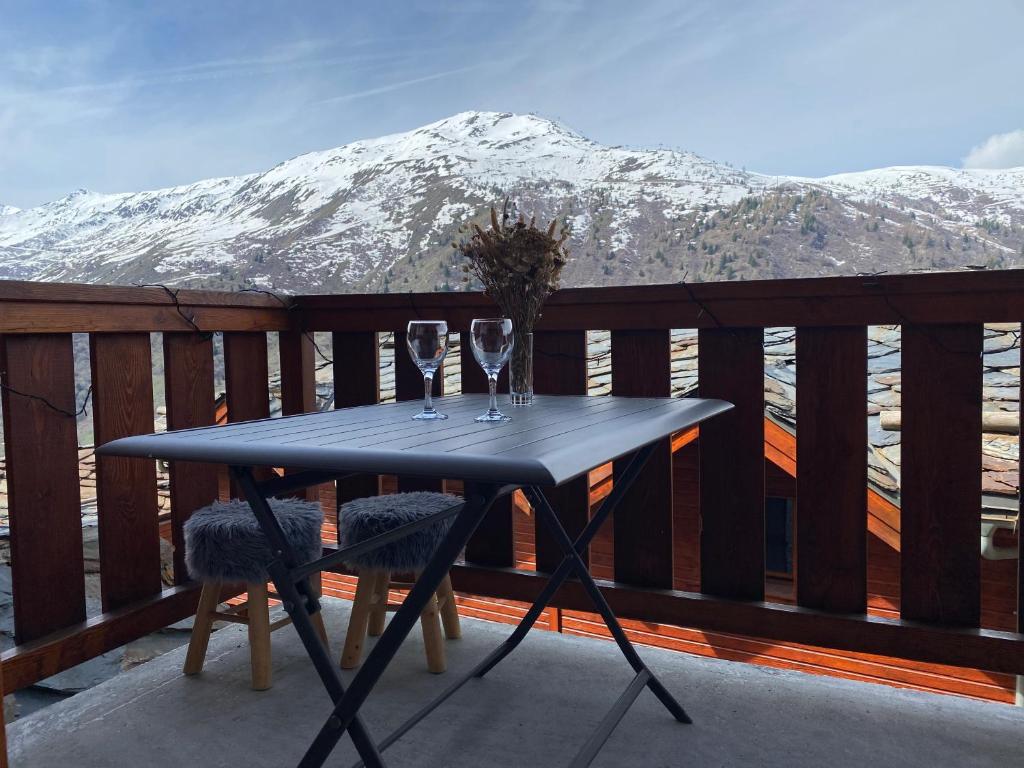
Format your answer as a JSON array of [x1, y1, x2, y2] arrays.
[[182, 497, 327, 690], [338, 492, 462, 674]]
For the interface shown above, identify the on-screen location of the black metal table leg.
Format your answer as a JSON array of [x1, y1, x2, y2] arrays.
[[356, 443, 689, 768], [232, 467, 386, 768], [299, 483, 505, 768]]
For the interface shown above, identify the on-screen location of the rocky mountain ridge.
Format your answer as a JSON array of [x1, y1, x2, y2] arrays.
[[0, 111, 1022, 293]]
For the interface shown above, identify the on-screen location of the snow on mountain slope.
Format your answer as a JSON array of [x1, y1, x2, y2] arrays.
[[0, 111, 1021, 293], [0, 205, 18, 216]]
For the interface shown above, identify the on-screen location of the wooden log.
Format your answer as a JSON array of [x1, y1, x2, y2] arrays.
[[90, 333, 162, 611], [795, 326, 868, 613], [881, 409, 1016, 434], [901, 324, 982, 626], [532, 330, 590, 573], [0, 334, 86, 643], [163, 333, 219, 584], [332, 332, 381, 507], [610, 329, 673, 589], [698, 327, 765, 600]]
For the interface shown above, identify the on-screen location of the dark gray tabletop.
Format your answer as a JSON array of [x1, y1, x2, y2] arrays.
[[98, 394, 732, 487]]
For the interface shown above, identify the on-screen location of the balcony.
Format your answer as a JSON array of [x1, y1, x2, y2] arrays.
[[0, 271, 1022, 765], [7, 597, 1024, 767]]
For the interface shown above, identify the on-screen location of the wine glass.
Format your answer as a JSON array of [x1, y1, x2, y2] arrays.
[[470, 318, 514, 423], [406, 320, 449, 420]]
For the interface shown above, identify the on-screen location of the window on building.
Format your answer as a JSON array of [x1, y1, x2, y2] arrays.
[[765, 496, 794, 577]]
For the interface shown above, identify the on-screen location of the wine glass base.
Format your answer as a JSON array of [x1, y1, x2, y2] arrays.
[[412, 411, 448, 421], [475, 411, 511, 423]]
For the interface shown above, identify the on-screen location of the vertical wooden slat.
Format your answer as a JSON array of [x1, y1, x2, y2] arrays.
[[223, 332, 270, 488], [280, 330, 316, 416], [164, 332, 218, 584], [901, 323, 982, 626], [333, 331, 381, 507], [795, 326, 868, 613], [532, 330, 590, 573], [394, 329, 444, 494], [0, 334, 86, 643], [461, 337, 514, 567], [611, 329, 673, 588], [698, 327, 765, 600], [90, 333, 162, 611], [279, 331, 318, 502]]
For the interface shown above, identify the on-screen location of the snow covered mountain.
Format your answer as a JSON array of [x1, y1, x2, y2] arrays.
[[1, 111, 1021, 293]]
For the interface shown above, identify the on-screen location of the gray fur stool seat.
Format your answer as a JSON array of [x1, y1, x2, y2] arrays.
[[182, 497, 328, 691], [338, 492, 463, 674], [184, 497, 324, 582]]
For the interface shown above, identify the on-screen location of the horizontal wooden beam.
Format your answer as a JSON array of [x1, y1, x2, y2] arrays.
[[0, 279, 288, 308], [0, 584, 242, 692], [0, 302, 289, 333], [295, 269, 1024, 331], [445, 565, 1024, 676]]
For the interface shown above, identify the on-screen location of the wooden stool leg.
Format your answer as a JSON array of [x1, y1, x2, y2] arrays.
[[341, 571, 377, 669], [183, 581, 222, 676], [436, 574, 461, 640], [420, 591, 446, 674], [309, 572, 330, 652], [368, 569, 391, 637], [247, 581, 272, 691]]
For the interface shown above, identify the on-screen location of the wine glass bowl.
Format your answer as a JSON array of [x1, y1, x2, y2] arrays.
[[406, 320, 448, 420], [470, 318, 514, 423]]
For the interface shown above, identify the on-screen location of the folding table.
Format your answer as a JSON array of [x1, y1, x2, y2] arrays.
[[98, 393, 732, 767]]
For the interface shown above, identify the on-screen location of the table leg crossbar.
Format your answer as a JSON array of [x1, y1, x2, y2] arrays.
[[231, 441, 689, 768]]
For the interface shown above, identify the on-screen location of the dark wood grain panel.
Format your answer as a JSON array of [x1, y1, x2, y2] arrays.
[[163, 333, 218, 584], [332, 332, 381, 509], [901, 323, 982, 626], [0, 334, 86, 643], [279, 331, 319, 501], [698, 327, 765, 600], [531, 330, 590, 573], [795, 326, 868, 613], [461, 340, 513, 567], [90, 333, 162, 611], [394, 329, 444, 494], [223, 332, 270, 488], [610, 329, 673, 588]]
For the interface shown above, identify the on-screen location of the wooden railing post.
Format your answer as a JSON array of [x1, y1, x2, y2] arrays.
[[0, 334, 86, 643], [164, 332, 218, 584], [90, 333, 162, 611], [610, 329, 673, 589], [223, 331, 271, 488], [332, 332, 381, 506], [279, 330, 319, 502], [901, 323, 982, 626], [795, 326, 868, 613], [394, 329, 444, 494], [532, 330, 590, 573], [698, 327, 765, 600], [461, 335, 514, 568]]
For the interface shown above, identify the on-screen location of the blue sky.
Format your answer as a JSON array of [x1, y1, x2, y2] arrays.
[[1, 0, 1022, 207]]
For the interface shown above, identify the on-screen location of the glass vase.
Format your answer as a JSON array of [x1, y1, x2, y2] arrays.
[[510, 331, 534, 406]]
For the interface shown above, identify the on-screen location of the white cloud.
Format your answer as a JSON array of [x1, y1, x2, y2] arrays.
[[962, 129, 1024, 169]]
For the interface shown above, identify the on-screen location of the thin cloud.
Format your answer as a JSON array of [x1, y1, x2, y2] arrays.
[[963, 129, 1024, 170], [316, 65, 487, 106]]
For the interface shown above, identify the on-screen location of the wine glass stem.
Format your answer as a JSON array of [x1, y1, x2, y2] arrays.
[[424, 374, 434, 413], [488, 375, 498, 413]]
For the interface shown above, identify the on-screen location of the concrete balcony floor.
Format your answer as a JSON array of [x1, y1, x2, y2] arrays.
[[9, 596, 1023, 767]]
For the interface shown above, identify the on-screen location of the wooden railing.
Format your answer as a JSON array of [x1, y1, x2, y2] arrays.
[[0, 270, 1022, 720]]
